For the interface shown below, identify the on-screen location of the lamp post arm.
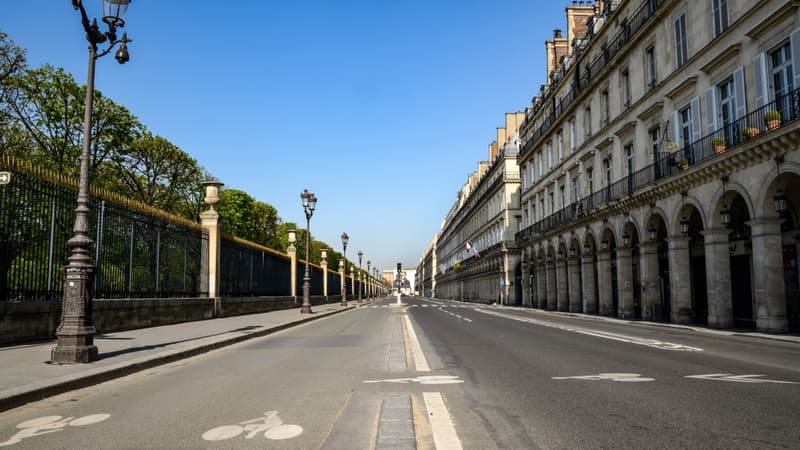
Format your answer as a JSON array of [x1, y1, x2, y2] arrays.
[[96, 34, 131, 59]]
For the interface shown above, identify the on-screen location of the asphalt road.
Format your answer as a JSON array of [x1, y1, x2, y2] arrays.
[[0, 296, 798, 449]]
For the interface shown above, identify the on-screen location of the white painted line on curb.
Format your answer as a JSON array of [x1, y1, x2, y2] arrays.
[[404, 315, 431, 372], [423, 392, 463, 450]]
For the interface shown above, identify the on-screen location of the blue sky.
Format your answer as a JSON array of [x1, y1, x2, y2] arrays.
[[2, 1, 568, 272]]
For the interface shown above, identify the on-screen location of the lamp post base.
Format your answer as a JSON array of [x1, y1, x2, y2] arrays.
[[51, 264, 99, 364], [301, 281, 313, 314]]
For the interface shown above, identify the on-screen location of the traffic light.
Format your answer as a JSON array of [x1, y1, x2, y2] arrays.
[[396, 262, 402, 274]]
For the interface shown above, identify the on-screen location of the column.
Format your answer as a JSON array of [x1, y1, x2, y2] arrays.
[[350, 266, 356, 297], [748, 218, 788, 333], [617, 247, 635, 319], [546, 258, 557, 311], [321, 259, 328, 301], [597, 251, 614, 316], [339, 260, 346, 305], [557, 257, 569, 311], [702, 228, 734, 328], [200, 209, 221, 298], [667, 236, 692, 324], [568, 256, 582, 312], [287, 244, 297, 298], [581, 252, 597, 314], [537, 261, 547, 309], [639, 242, 660, 321], [521, 261, 531, 306]]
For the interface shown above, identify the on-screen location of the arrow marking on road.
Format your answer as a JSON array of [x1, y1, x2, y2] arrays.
[[363, 375, 464, 385], [686, 374, 798, 384], [553, 373, 655, 382]]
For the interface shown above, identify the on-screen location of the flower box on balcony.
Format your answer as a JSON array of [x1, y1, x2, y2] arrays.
[[742, 127, 760, 138], [765, 110, 781, 130], [712, 137, 726, 154]]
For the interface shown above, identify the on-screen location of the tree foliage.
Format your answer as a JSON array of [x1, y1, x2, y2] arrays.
[[217, 189, 282, 248]]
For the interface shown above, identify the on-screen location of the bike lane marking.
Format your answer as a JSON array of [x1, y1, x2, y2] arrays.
[[686, 374, 798, 384], [0, 414, 110, 447], [423, 392, 463, 450], [202, 411, 302, 442], [474, 309, 703, 352], [403, 315, 430, 372]]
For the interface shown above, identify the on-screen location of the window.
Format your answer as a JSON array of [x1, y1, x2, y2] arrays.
[[584, 105, 592, 137], [547, 142, 553, 169], [718, 77, 736, 142], [680, 105, 692, 146], [572, 176, 580, 201], [540, 199, 545, 219], [771, 42, 794, 118], [674, 13, 688, 68], [649, 126, 661, 158], [645, 45, 657, 90], [522, 164, 528, 189], [601, 89, 610, 125], [569, 118, 577, 152], [538, 152, 544, 177], [625, 143, 635, 175], [621, 68, 631, 108], [586, 167, 594, 194], [557, 131, 564, 160], [549, 191, 555, 214], [712, 0, 729, 37], [604, 158, 612, 186], [560, 185, 566, 209]]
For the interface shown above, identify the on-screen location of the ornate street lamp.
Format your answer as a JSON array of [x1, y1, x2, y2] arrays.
[[583, 241, 591, 255], [680, 216, 690, 237], [52, 0, 133, 364], [569, 246, 576, 258], [357, 250, 363, 302], [622, 231, 631, 247], [601, 237, 609, 251], [774, 155, 787, 217], [720, 204, 732, 227], [648, 224, 657, 241], [300, 189, 317, 314], [340, 232, 349, 306], [366, 260, 371, 299]]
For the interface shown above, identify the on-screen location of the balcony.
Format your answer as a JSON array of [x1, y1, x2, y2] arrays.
[[520, 0, 667, 159], [516, 86, 800, 243]]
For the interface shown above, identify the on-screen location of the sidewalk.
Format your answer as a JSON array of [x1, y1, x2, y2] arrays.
[[0, 300, 369, 413]]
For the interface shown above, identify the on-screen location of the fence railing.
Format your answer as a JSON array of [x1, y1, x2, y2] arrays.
[[0, 159, 207, 301], [517, 86, 800, 242]]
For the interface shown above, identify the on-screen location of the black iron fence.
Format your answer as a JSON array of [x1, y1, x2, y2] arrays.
[[0, 158, 207, 301], [517, 86, 800, 242]]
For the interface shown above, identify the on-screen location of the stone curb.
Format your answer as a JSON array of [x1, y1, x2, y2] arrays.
[[0, 305, 357, 413]]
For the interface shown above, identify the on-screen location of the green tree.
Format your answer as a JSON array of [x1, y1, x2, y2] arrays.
[[217, 189, 282, 248], [0, 30, 27, 154], [104, 132, 204, 216]]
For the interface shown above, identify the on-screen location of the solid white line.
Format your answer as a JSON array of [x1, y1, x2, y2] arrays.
[[404, 315, 431, 372], [423, 392, 463, 450]]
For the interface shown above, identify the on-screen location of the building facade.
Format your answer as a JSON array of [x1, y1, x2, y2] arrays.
[[433, 113, 525, 305], [516, 0, 800, 333], [416, 234, 438, 297]]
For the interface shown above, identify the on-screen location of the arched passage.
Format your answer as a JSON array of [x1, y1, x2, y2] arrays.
[[620, 220, 642, 319], [643, 213, 670, 322], [779, 173, 800, 332], [599, 227, 618, 316]]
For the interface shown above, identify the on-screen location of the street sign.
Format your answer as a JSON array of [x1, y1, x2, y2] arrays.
[[0, 172, 10, 185]]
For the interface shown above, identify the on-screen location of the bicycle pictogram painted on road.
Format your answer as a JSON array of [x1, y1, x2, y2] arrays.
[[0, 414, 110, 447], [202, 410, 303, 442]]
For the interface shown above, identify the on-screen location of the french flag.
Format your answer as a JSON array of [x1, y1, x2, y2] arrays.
[[464, 241, 481, 258]]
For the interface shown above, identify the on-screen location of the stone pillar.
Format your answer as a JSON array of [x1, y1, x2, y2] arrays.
[[702, 228, 734, 328], [557, 257, 569, 311], [200, 209, 221, 298], [521, 261, 531, 306], [321, 253, 328, 300], [546, 258, 557, 310], [597, 251, 614, 316], [568, 256, 582, 312], [617, 247, 635, 319], [287, 244, 297, 298], [581, 253, 597, 314], [537, 261, 547, 309], [748, 218, 788, 333], [639, 242, 660, 321], [350, 266, 356, 297], [667, 236, 692, 324]]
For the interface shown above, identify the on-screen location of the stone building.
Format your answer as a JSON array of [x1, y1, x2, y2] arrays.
[[434, 113, 525, 305], [416, 234, 438, 297], [516, 0, 800, 332]]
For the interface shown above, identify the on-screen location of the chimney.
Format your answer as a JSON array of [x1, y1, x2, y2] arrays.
[[497, 127, 507, 148], [565, 0, 596, 48], [489, 141, 499, 162], [546, 27, 570, 78]]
